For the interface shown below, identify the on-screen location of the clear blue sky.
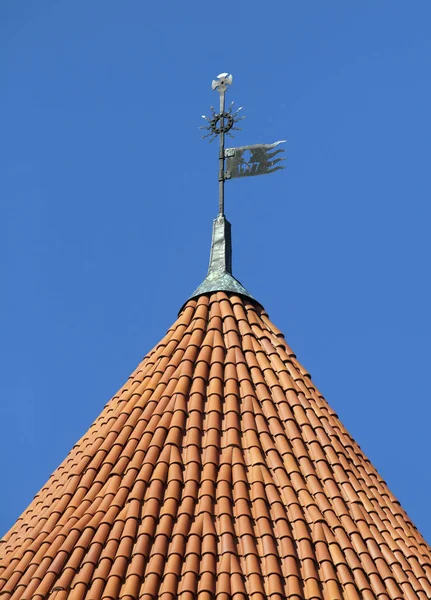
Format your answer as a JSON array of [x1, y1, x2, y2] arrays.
[[2, 2, 430, 543]]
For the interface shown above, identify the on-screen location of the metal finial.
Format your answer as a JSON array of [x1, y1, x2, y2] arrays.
[[189, 74, 285, 307], [211, 73, 233, 92], [186, 72, 253, 308]]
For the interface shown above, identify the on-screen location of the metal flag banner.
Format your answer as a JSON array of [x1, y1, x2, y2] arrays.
[[224, 140, 286, 179]]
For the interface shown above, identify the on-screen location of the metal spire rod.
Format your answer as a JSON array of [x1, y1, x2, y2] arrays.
[[218, 82, 226, 216], [200, 73, 244, 216]]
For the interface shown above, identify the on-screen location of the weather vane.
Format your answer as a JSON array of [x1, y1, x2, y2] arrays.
[[201, 73, 286, 216]]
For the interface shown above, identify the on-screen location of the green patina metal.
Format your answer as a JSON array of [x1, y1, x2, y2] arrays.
[[189, 214, 254, 302]]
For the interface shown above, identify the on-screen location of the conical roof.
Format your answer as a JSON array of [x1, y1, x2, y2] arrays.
[[1, 291, 431, 599]]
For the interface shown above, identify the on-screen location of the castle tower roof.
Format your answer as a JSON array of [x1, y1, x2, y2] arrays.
[[1, 288, 431, 599]]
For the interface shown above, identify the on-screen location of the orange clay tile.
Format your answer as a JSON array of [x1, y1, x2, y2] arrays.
[[1, 291, 431, 599]]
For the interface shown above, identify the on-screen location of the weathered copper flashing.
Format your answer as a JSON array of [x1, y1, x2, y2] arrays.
[[188, 214, 255, 303]]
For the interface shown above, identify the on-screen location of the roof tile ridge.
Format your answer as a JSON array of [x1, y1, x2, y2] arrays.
[[217, 292, 236, 318], [351, 499, 431, 585], [322, 518, 398, 599], [313, 524, 345, 599], [319, 525, 366, 598], [254, 311, 320, 391], [309, 408, 424, 538], [8, 508, 80, 571], [29, 516, 100, 597], [235, 326, 320, 520], [242, 370, 352, 540], [212, 327, 225, 351], [201, 327, 215, 349], [247, 327, 338, 437]]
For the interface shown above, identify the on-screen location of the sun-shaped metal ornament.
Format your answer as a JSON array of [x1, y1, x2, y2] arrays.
[[200, 102, 244, 142]]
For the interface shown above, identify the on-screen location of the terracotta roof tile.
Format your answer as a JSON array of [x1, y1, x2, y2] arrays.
[[1, 292, 431, 598]]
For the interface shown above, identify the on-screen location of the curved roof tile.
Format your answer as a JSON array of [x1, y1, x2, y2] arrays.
[[1, 292, 431, 599]]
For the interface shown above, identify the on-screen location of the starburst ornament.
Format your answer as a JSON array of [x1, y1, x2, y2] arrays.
[[200, 102, 244, 142]]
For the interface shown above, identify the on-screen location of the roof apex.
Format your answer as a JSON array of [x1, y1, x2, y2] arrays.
[[188, 214, 255, 303]]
